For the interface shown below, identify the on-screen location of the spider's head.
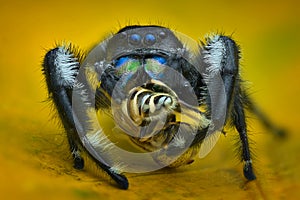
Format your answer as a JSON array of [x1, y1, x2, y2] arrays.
[[105, 26, 205, 142], [106, 25, 183, 60]]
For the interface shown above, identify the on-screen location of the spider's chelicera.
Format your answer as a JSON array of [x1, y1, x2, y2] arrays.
[[42, 25, 284, 189]]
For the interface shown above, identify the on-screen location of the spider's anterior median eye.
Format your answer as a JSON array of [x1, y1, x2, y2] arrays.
[[144, 56, 167, 79], [114, 56, 140, 74], [115, 56, 131, 68], [152, 56, 167, 65]]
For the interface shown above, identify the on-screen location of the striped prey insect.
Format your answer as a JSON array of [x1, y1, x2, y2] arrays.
[[42, 25, 285, 189]]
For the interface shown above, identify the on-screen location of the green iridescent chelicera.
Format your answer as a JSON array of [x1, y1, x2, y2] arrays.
[[115, 58, 166, 79], [115, 59, 140, 75], [144, 59, 165, 78]]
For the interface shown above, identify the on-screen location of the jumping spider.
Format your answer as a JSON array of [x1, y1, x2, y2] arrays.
[[42, 25, 284, 189]]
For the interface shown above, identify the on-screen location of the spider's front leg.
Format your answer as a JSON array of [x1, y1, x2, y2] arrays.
[[42, 45, 129, 189], [201, 35, 256, 180], [43, 46, 85, 170]]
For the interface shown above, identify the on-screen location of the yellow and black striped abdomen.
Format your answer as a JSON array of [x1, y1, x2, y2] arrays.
[[128, 80, 179, 127]]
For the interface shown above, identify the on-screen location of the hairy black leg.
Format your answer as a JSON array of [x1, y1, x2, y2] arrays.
[[233, 90, 256, 180], [43, 47, 84, 169], [201, 35, 256, 180], [220, 37, 256, 180], [43, 46, 129, 189]]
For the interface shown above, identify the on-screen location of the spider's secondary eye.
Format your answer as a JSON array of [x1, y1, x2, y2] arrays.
[[144, 34, 156, 45], [152, 56, 167, 65], [129, 34, 142, 45]]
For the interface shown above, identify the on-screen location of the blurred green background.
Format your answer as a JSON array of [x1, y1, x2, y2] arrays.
[[0, 0, 299, 199]]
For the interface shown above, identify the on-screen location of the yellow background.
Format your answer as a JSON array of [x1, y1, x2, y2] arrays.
[[1, 0, 300, 199]]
